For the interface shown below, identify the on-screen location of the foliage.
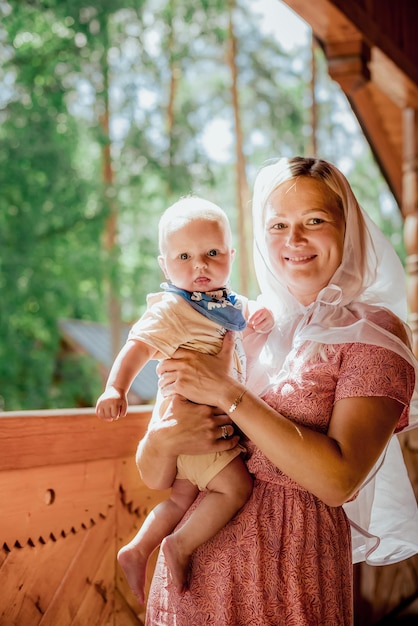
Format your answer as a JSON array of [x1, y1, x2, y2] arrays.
[[0, 0, 116, 409], [0, 0, 403, 410]]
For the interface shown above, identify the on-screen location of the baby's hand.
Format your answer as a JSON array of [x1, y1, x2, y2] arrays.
[[247, 307, 274, 334], [95, 386, 128, 422]]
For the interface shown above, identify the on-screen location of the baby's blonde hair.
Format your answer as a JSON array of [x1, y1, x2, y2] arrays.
[[158, 196, 232, 254]]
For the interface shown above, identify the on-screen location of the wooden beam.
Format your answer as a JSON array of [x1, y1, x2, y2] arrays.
[[403, 108, 418, 355], [348, 84, 403, 203], [322, 37, 403, 203], [325, 38, 370, 93], [0, 407, 152, 471]]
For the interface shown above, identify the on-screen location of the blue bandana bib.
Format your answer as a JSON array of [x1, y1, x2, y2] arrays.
[[161, 282, 246, 331]]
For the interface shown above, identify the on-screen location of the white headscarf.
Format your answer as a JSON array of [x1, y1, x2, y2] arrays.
[[247, 157, 418, 566]]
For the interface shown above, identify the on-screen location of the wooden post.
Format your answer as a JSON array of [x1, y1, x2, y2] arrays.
[[403, 108, 418, 356]]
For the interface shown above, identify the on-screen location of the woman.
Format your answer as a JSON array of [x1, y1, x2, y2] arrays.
[[137, 157, 418, 625]]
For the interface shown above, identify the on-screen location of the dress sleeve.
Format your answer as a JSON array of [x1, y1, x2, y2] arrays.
[[335, 342, 415, 432]]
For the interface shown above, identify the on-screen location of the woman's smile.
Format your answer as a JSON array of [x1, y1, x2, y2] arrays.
[[284, 254, 317, 263]]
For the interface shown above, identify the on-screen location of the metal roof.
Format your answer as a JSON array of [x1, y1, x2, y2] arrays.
[[58, 318, 158, 402]]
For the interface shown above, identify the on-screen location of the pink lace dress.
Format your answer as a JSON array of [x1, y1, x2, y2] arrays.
[[145, 338, 413, 626]]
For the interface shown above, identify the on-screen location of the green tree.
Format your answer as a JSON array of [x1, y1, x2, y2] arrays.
[[0, 0, 401, 410], [0, 0, 122, 408]]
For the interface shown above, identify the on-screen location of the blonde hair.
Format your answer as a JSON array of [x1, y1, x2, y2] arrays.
[[158, 196, 232, 254]]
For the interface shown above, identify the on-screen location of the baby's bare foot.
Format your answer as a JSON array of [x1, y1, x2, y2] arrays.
[[161, 535, 191, 594], [117, 544, 148, 604]]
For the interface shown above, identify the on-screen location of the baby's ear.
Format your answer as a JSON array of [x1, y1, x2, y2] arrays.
[[231, 248, 236, 262], [158, 255, 168, 278]]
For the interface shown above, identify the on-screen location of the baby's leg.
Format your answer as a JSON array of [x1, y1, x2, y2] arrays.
[[118, 478, 198, 604], [162, 456, 253, 593]]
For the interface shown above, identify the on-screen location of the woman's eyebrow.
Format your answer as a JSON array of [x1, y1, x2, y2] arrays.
[[269, 207, 332, 218]]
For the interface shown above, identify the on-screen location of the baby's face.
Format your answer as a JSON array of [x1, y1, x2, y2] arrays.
[[159, 218, 235, 293]]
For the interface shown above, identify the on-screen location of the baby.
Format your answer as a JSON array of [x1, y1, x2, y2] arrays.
[[96, 196, 273, 602]]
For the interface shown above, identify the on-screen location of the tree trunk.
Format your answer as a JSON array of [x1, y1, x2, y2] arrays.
[[227, 0, 253, 296], [101, 18, 122, 359]]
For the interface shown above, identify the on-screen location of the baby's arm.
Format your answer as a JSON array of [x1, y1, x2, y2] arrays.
[[96, 339, 157, 421], [245, 306, 274, 335]]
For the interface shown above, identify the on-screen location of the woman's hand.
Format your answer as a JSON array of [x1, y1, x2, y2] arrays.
[[157, 394, 239, 455], [157, 330, 237, 409], [136, 393, 240, 490]]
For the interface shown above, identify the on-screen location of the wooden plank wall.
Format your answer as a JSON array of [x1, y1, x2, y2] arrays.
[[0, 407, 168, 626]]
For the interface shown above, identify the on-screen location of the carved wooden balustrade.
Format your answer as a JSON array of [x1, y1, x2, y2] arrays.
[[1, 407, 417, 624], [0, 407, 167, 626]]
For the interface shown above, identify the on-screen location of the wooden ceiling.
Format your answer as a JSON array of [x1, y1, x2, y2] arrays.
[[282, 0, 418, 213]]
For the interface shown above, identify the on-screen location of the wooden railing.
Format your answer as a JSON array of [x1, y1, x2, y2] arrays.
[[1, 408, 417, 625], [0, 407, 168, 626]]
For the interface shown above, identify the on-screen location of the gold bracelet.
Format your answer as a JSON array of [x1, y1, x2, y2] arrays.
[[228, 389, 246, 414]]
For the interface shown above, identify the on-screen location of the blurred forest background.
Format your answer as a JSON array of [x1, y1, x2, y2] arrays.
[[0, 0, 406, 411]]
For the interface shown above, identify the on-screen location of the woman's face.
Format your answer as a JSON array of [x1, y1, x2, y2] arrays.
[[264, 177, 345, 306]]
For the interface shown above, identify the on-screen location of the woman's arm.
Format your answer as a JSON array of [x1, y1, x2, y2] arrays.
[[136, 394, 240, 490], [158, 332, 403, 507], [230, 391, 401, 507]]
